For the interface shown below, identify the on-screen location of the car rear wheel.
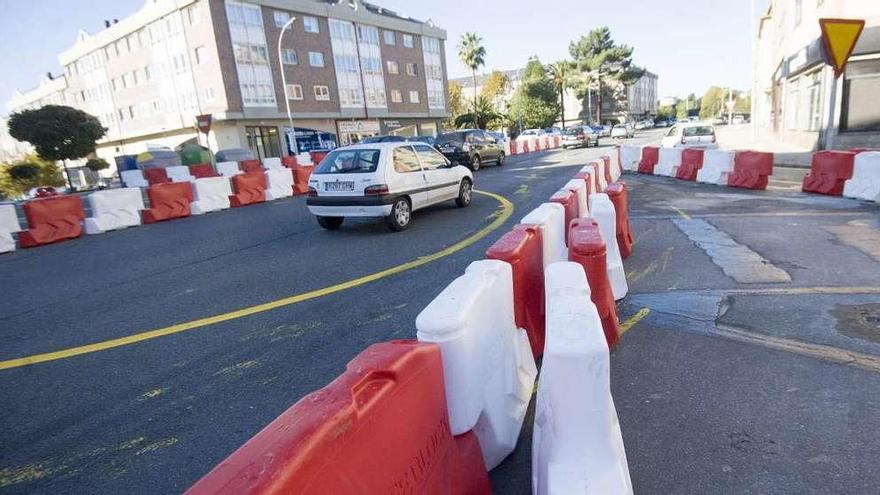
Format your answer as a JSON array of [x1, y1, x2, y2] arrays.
[[316, 216, 344, 230], [386, 197, 411, 232], [455, 179, 472, 207], [470, 155, 481, 171], [497, 152, 505, 165]]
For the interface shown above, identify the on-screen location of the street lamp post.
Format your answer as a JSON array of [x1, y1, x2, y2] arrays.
[[278, 16, 299, 155]]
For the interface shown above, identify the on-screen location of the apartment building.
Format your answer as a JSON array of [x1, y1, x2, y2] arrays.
[[753, 0, 880, 150], [7, 0, 450, 167]]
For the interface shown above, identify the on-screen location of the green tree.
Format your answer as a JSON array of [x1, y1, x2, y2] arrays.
[[85, 157, 110, 173], [657, 105, 676, 119], [458, 32, 486, 118], [675, 100, 689, 120], [699, 86, 726, 120], [734, 90, 751, 113], [481, 70, 509, 103], [569, 27, 644, 123], [454, 96, 505, 130], [446, 81, 467, 128], [8, 105, 106, 187], [0, 154, 66, 199], [547, 61, 575, 128], [508, 57, 560, 131]]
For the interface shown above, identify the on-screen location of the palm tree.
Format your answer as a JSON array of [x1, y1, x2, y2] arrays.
[[454, 95, 504, 130], [458, 32, 486, 119], [547, 61, 573, 128]]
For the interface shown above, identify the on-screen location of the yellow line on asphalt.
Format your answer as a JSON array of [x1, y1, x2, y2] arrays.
[[0, 190, 514, 371], [619, 308, 650, 335], [670, 206, 691, 220]]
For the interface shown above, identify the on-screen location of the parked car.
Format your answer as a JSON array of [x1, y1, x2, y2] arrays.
[[654, 119, 669, 128], [562, 126, 599, 149], [306, 142, 473, 232], [516, 129, 547, 141], [732, 115, 746, 125], [435, 129, 505, 171], [543, 127, 563, 137], [488, 131, 510, 154], [660, 122, 719, 149], [611, 124, 634, 139], [712, 117, 728, 126], [405, 135, 435, 146], [25, 187, 61, 199], [359, 135, 407, 144]]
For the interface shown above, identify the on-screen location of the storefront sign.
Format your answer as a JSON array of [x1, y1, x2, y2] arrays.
[[384, 120, 401, 129], [338, 120, 380, 133]]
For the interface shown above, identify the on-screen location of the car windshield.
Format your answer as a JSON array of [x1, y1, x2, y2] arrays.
[[614, 125, 626, 129], [434, 132, 464, 146], [314, 148, 381, 174], [565, 128, 582, 135], [683, 126, 714, 137]]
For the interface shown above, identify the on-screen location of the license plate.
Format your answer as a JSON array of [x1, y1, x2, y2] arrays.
[[324, 181, 354, 192]]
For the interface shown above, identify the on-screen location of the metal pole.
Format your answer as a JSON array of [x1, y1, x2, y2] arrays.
[[728, 86, 733, 125], [278, 16, 299, 155], [750, 0, 758, 141], [823, 73, 838, 150]]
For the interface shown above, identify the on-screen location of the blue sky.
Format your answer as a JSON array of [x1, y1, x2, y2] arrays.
[[1, 0, 765, 114]]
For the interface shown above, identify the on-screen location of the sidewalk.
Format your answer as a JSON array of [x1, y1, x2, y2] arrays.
[[717, 124, 813, 168]]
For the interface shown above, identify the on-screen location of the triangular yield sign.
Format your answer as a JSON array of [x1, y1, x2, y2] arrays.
[[819, 18, 865, 77]]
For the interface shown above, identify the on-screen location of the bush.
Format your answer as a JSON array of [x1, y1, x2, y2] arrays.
[[85, 158, 110, 172], [8, 163, 39, 181], [0, 155, 65, 199]]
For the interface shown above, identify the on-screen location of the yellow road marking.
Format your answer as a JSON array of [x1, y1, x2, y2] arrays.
[[0, 190, 514, 371], [620, 308, 650, 335], [670, 206, 691, 220]]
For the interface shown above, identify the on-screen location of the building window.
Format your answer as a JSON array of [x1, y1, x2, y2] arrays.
[[794, 0, 802, 26], [202, 87, 215, 103], [422, 37, 445, 109], [274, 11, 290, 28], [286, 83, 303, 100], [328, 19, 364, 108], [391, 89, 402, 103], [309, 51, 324, 67], [303, 16, 319, 33], [245, 126, 281, 159], [195, 46, 207, 65], [387, 61, 399, 74], [225, 0, 276, 107], [281, 48, 298, 65], [314, 85, 330, 101], [143, 65, 152, 81], [403, 34, 414, 48], [406, 63, 417, 76], [185, 4, 201, 26], [384, 30, 395, 45], [151, 100, 161, 112], [409, 90, 420, 103], [355, 24, 386, 108], [122, 73, 132, 88], [841, 59, 880, 132]]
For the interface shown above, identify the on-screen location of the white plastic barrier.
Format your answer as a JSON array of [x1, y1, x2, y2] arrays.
[[216, 161, 242, 178], [619, 145, 642, 172], [190, 176, 232, 215], [593, 159, 608, 192], [416, 259, 537, 470], [296, 153, 314, 166], [533, 262, 633, 495], [564, 179, 589, 218], [84, 188, 145, 234], [655, 147, 682, 177], [589, 193, 628, 300], [843, 151, 880, 202], [120, 169, 149, 188], [696, 150, 735, 185], [166, 165, 196, 183], [264, 168, 294, 201], [580, 165, 599, 195], [262, 157, 284, 170], [521, 202, 568, 267], [606, 155, 622, 182], [0, 204, 21, 253]]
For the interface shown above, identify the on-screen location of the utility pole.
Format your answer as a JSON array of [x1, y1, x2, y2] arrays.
[[278, 15, 299, 155], [750, 0, 757, 141], [728, 86, 734, 125]]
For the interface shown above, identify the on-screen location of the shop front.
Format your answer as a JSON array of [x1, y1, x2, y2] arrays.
[[382, 119, 441, 138], [336, 120, 382, 146]]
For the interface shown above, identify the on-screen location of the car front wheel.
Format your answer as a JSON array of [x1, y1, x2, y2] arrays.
[[470, 155, 481, 171], [316, 216, 344, 230], [386, 197, 411, 231], [455, 179, 472, 207], [497, 152, 505, 165]]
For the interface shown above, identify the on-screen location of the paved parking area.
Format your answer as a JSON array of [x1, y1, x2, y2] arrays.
[[2, 133, 879, 493]]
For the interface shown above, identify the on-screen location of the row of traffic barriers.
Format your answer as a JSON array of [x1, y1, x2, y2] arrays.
[[619, 144, 773, 190], [0, 155, 317, 253], [187, 153, 636, 494], [506, 135, 563, 156], [619, 144, 880, 203]]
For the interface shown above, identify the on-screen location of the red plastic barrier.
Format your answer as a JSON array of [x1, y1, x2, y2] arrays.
[[239, 159, 263, 174], [19, 195, 85, 248], [802, 151, 855, 196], [601, 155, 613, 184], [676, 148, 705, 181], [486, 224, 545, 358], [310, 151, 329, 166], [292, 164, 315, 196], [605, 182, 634, 259], [189, 163, 219, 179], [141, 182, 192, 223], [281, 156, 297, 168], [850, 148, 880, 154], [574, 170, 596, 196], [144, 167, 171, 185], [550, 190, 578, 246], [638, 146, 659, 174], [729, 150, 773, 190], [568, 218, 621, 348], [186, 340, 491, 495], [522, 141, 530, 154], [230, 172, 266, 207]]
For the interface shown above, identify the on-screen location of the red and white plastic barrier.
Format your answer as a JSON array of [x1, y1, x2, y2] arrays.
[[843, 151, 880, 202], [563, 179, 589, 217], [0, 204, 21, 253], [262, 157, 284, 170], [802, 151, 855, 196], [265, 168, 294, 201], [166, 165, 197, 183], [19, 195, 85, 248], [190, 177, 233, 215], [533, 262, 633, 495], [637, 146, 659, 175], [121, 169, 149, 188], [588, 193, 628, 300], [676, 148, 705, 181], [655, 148, 682, 177], [84, 188, 144, 234], [696, 150, 735, 185], [729, 151, 773, 190], [142, 182, 192, 224], [619, 145, 642, 172], [416, 259, 538, 470], [216, 161, 242, 178], [521, 203, 568, 268]]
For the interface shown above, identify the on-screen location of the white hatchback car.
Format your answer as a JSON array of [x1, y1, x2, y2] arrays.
[[306, 142, 474, 231], [660, 122, 719, 149]]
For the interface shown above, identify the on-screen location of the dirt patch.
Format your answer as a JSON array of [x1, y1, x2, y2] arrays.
[[832, 303, 880, 343]]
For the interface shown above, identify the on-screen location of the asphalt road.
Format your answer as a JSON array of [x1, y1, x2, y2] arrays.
[[2, 129, 880, 494]]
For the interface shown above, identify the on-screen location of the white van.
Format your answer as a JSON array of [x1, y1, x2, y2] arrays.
[[306, 142, 474, 232]]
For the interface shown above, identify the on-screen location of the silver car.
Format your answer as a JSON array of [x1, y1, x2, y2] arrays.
[[562, 126, 599, 148]]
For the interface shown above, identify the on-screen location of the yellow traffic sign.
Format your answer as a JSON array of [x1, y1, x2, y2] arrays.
[[819, 18, 865, 77]]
